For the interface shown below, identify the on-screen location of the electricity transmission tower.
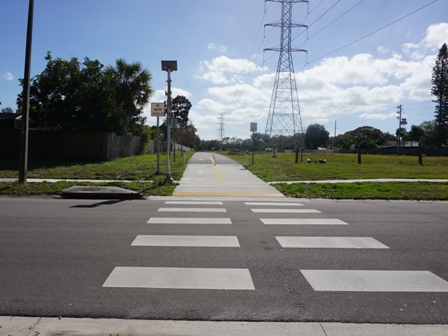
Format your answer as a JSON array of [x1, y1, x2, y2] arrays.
[[264, 0, 307, 145], [217, 112, 226, 141]]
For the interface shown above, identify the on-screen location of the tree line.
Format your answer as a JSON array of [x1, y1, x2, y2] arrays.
[[15, 52, 153, 136]]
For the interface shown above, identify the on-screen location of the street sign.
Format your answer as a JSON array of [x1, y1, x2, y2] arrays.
[[151, 102, 165, 117], [250, 122, 257, 132]]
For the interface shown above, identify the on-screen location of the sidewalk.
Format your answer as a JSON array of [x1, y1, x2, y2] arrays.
[[2, 316, 448, 336], [172, 152, 284, 197]]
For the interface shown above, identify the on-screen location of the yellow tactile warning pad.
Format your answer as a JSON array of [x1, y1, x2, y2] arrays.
[[172, 191, 285, 197]]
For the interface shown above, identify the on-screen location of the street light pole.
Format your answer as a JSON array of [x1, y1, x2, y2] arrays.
[[161, 60, 177, 185], [19, 0, 34, 183]]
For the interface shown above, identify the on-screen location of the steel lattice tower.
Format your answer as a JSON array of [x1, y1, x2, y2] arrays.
[[217, 112, 225, 141], [264, 0, 307, 143]]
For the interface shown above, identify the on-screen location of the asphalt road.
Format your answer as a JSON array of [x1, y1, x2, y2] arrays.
[[1, 197, 447, 324]]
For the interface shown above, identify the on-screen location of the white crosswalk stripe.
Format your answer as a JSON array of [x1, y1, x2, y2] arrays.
[[159, 207, 227, 212], [165, 201, 224, 205], [276, 236, 389, 249], [245, 202, 304, 206], [301, 270, 448, 292], [147, 217, 232, 224], [252, 209, 321, 213], [261, 218, 348, 225], [132, 235, 240, 247], [103, 267, 255, 290]]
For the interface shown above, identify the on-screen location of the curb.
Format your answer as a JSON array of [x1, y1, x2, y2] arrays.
[[61, 186, 143, 200]]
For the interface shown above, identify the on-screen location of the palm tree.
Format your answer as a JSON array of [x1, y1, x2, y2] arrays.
[[107, 59, 153, 134]]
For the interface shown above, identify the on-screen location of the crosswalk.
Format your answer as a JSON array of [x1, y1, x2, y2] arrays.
[[102, 200, 448, 293]]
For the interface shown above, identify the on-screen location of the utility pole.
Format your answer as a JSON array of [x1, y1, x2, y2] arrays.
[[396, 104, 402, 153], [334, 120, 337, 153], [264, 0, 308, 151], [19, 0, 34, 184]]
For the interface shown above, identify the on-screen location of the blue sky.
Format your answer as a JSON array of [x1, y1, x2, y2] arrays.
[[1, 0, 447, 140]]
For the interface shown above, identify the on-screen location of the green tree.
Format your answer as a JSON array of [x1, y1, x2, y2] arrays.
[[1, 107, 14, 113], [18, 53, 153, 135], [337, 126, 387, 150], [304, 124, 329, 149], [396, 127, 408, 147], [335, 132, 353, 150], [18, 52, 123, 132], [107, 58, 153, 134], [407, 125, 425, 146], [431, 43, 448, 146], [183, 121, 198, 148], [170, 95, 192, 128], [352, 126, 387, 149], [419, 121, 437, 147]]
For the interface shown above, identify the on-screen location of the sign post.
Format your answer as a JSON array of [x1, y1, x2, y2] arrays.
[[250, 123, 257, 165], [151, 102, 165, 175], [162, 60, 177, 184]]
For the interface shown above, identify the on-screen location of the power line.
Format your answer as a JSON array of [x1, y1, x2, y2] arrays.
[[307, 0, 327, 16], [306, 0, 438, 65], [307, 0, 365, 40], [307, 0, 341, 29]]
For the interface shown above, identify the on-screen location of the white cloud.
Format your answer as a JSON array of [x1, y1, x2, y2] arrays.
[[197, 55, 268, 85], [196, 98, 230, 113], [172, 87, 193, 99], [377, 46, 390, 54], [401, 22, 448, 60], [421, 22, 448, 51], [207, 83, 268, 105], [3, 72, 14, 81], [359, 112, 397, 121], [208, 43, 227, 53]]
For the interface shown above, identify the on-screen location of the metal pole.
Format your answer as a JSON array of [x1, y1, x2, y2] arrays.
[[397, 104, 402, 155], [156, 116, 160, 174], [19, 0, 34, 184], [252, 131, 255, 165], [165, 68, 173, 184]]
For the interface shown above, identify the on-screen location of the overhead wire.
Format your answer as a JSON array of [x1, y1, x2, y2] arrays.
[[292, 0, 351, 72], [308, 0, 365, 40], [307, 0, 327, 16], [292, 0, 342, 47], [306, 0, 439, 65], [229, 1, 271, 114]]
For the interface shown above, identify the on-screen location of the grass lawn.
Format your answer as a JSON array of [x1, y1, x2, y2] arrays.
[[275, 181, 448, 200], [221, 151, 448, 200], [0, 151, 193, 197], [1, 151, 447, 199], [223, 152, 448, 181]]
